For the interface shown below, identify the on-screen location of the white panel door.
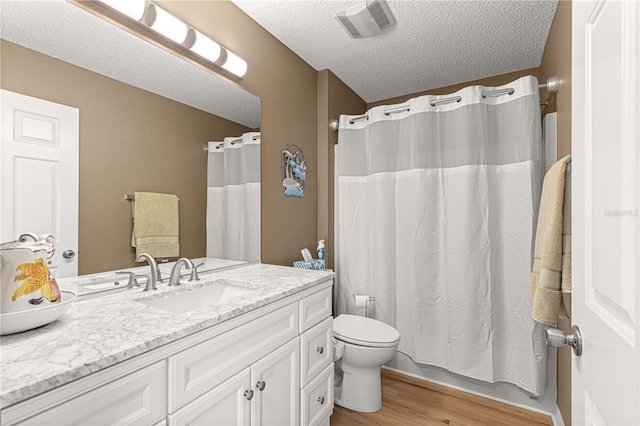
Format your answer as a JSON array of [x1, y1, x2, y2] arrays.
[[1, 90, 79, 277], [251, 338, 300, 426], [572, 1, 640, 425]]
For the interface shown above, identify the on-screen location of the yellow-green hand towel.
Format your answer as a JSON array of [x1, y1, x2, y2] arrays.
[[131, 192, 179, 259]]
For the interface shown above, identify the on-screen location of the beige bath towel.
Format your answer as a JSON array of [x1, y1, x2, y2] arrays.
[[131, 192, 179, 259], [529, 156, 572, 325]]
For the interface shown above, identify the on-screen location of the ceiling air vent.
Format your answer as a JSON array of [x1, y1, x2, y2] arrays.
[[335, 0, 397, 39]]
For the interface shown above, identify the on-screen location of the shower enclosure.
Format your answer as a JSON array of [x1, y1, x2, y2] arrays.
[[335, 76, 547, 395]]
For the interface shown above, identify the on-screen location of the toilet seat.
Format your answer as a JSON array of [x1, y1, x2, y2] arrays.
[[333, 314, 400, 348]]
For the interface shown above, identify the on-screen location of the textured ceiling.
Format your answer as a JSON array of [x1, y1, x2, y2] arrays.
[[0, 1, 261, 129], [232, 0, 558, 103]]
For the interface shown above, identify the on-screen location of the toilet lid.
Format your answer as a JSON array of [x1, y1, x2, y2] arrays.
[[333, 314, 400, 347]]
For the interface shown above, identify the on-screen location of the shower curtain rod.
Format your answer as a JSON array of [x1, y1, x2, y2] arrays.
[[209, 134, 261, 150], [539, 74, 560, 94], [330, 75, 560, 131]]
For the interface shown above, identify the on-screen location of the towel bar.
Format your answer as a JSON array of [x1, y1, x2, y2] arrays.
[[124, 193, 180, 201]]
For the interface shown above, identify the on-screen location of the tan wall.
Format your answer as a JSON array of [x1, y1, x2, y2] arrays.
[[1, 40, 251, 274], [156, 1, 319, 267], [540, 1, 572, 424], [541, 0, 572, 160], [317, 70, 366, 270]]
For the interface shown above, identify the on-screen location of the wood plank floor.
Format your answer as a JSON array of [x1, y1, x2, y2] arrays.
[[330, 370, 553, 426]]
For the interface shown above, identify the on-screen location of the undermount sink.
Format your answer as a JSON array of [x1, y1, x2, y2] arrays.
[[135, 279, 258, 314]]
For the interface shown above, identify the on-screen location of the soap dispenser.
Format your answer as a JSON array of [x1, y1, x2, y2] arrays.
[[317, 239, 325, 261]]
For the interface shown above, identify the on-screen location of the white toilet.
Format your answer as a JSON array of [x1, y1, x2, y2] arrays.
[[333, 314, 400, 413]]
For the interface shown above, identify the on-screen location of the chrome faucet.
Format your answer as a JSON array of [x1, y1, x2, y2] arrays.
[[168, 258, 193, 286], [135, 253, 161, 285]]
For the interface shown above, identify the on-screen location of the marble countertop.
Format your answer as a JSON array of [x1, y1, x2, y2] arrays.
[[0, 263, 333, 409]]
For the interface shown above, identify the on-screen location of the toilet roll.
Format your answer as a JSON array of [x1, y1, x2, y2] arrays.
[[354, 295, 369, 308]]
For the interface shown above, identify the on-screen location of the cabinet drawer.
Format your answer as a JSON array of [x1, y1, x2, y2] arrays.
[[20, 362, 166, 426], [168, 303, 298, 411], [299, 286, 332, 332], [300, 316, 332, 388], [300, 363, 333, 426]]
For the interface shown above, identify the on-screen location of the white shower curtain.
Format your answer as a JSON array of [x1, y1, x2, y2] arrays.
[[207, 132, 260, 262], [335, 76, 547, 395]]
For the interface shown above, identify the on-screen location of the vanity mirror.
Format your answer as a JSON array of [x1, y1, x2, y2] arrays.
[[0, 1, 261, 276]]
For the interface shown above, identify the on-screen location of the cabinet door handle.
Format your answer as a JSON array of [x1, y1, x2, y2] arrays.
[[318, 396, 325, 405], [317, 346, 324, 354], [244, 389, 254, 400], [256, 381, 266, 391]]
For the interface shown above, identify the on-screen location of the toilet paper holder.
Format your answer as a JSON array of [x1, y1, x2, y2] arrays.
[[353, 294, 375, 317]]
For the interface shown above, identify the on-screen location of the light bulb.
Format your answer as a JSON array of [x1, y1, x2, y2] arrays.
[[100, 0, 146, 21], [149, 4, 188, 44], [222, 50, 247, 78], [190, 30, 222, 63]]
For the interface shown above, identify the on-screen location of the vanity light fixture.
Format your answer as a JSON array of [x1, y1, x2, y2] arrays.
[[99, 0, 145, 21], [222, 50, 248, 79], [188, 29, 222, 64], [146, 3, 188, 44], [95, 0, 247, 79]]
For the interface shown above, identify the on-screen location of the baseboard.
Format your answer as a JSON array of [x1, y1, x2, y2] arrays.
[[382, 367, 555, 425], [549, 404, 566, 426]]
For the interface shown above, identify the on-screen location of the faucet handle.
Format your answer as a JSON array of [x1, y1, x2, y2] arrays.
[[137, 274, 157, 292], [115, 271, 140, 288], [189, 262, 204, 282]]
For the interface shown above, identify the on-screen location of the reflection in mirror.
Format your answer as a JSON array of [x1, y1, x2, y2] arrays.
[[207, 133, 261, 263], [0, 1, 261, 276]]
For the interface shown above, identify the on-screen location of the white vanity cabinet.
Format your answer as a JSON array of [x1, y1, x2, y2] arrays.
[[166, 302, 299, 412], [2, 279, 333, 426], [168, 285, 332, 426], [168, 338, 299, 426]]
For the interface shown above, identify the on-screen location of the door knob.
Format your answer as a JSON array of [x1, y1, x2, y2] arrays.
[[244, 389, 254, 400], [545, 325, 582, 356], [317, 346, 324, 354], [256, 381, 266, 391], [62, 250, 76, 259]]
